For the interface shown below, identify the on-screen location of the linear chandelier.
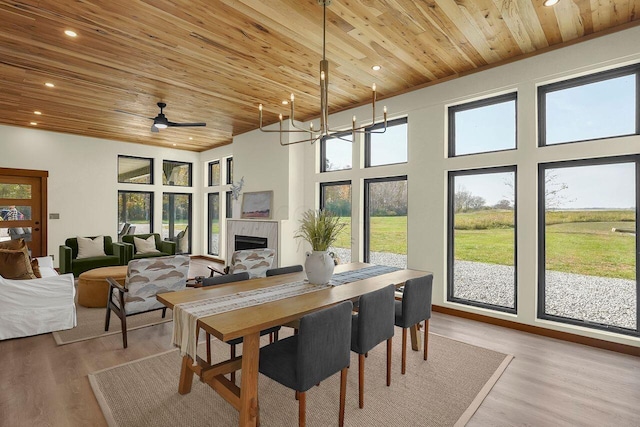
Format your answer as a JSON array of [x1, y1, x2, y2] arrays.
[[258, 0, 388, 146]]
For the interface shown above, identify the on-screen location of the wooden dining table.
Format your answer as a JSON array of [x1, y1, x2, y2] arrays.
[[157, 262, 430, 427]]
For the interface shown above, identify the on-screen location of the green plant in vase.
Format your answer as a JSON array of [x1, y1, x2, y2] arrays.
[[295, 209, 345, 284]]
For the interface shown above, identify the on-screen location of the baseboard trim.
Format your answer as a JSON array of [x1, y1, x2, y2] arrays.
[[433, 305, 640, 357]]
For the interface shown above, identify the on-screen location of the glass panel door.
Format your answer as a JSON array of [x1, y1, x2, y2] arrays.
[[163, 193, 192, 254], [0, 175, 43, 256]]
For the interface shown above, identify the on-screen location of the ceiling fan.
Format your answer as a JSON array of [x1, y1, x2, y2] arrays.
[[149, 102, 206, 132], [117, 102, 206, 133]]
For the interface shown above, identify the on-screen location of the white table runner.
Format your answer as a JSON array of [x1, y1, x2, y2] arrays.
[[172, 280, 330, 361]]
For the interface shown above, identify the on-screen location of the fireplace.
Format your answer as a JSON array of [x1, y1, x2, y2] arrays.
[[227, 219, 279, 266], [235, 235, 268, 251]]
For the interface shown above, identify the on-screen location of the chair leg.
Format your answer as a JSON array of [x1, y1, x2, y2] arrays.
[[386, 337, 392, 386], [358, 353, 365, 408], [206, 332, 212, 364], [104, 304, 111, 331], [230, 344, 236, 383], [298, 391, 306, 427], [161, 307, 167, 319], [339, 367, 347, 427], [121, 312, 128, 349], [274, 330, 279, 341], [401, 328, 407, 375], [424, 319, 430, 361]]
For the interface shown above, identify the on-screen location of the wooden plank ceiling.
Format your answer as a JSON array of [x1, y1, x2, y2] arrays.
[[0, 0, 637, 152]]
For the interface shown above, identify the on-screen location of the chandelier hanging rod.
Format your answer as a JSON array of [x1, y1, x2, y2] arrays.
[[258, 0, 388, 146]]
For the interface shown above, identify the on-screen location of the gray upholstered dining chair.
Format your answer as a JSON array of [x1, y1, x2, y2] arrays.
[[266, 264, 303, 276], [395, 274, 433, 374], [259, 301, 353, 427], [201, 272, 281, 383], [351, 284, 395, 408]]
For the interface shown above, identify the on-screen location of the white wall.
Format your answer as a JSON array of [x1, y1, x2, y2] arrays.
[[229, 26, 640, 348], [0, 126, 201, 263]]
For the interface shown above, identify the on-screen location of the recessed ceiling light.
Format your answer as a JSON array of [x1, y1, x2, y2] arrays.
[[372, 65, 381, 71], [282, 100, 289, 105], [45, 82, 55, 88], [189, 137, 193, 140], [30, 122, 38, 126], [543, 0, 559, 6], [172, 143, 177, 146], [34, 111, 42, 115], [64, 30, 77, 37]]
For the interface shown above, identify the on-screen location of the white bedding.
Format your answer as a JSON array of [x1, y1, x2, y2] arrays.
[[0, 256, 76, 340]]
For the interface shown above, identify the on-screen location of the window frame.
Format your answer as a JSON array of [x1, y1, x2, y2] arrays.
[[207, 192, 220, 256], [208, 160, 221, 187], [162, 192, 192, 253], [364, 117, 408, 168], [117, 155, 153, 185], [226, 157, 234, 185], [320, 130, 353, 173], [363, 175, 408, 264], [537, 155, 639, 337], [447, 166, 518, 314], [448, 92, 518, 158], [117, 190, 154, 233], [538, 63, 640, 147], [162, 160, 192, 187], [320, 180, 353, 260]]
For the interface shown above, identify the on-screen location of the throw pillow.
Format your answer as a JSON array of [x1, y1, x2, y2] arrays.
[[134, 236, 160, 254], [76, 236, 107, 259], [0, 238, 25, 251], [0, 249, 37, 280], [31, 258, 42, 278]]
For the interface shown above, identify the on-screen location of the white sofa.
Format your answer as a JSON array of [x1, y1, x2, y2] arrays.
[[0, 256, 76, 340]]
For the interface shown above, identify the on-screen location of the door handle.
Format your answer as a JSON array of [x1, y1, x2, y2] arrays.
[[34, 228, 40, 231]]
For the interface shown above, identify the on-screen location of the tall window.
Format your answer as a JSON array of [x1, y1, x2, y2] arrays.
[[448, 93, 517, 157], [320, 181, 352, 263], [320, 131, 352, 172], [118, 155, 153, 184], [208, 193, 220, 256], [539, 158, 637, 335], [208, 160, 221, 186], [118, 191, 153, 234], [364, 176, 407, 268], [226, 191, 233, 218], [448, 167, 517, 312], [539, 64, 639, 146], [163, 160, 192, 186], [226, 157, 234, 185], [365, 117, 408, 167], [163, 193, 191, 254]]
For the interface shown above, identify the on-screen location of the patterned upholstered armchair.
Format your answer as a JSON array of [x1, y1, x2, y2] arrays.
[[104, 255, 190, 348], [229, 248, 275, 278]]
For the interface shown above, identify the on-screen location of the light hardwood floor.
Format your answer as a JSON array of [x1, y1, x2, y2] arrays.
[[1, 261, 638, 426]]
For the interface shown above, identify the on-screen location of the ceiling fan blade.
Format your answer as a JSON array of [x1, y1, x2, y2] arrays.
[[167, 122, 206, 127], [151, 125, 159, 133]]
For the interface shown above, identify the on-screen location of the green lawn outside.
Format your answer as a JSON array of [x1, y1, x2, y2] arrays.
[[330, 211, 636, 280]]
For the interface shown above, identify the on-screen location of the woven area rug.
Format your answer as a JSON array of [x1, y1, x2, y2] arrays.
[[53, 303, 172, 345], [89, 331, 513, 426]]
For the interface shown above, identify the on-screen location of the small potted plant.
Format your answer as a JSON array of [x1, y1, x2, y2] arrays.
[[295, 209, 345, 284]]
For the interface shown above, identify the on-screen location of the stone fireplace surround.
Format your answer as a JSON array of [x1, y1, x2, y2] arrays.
[[226, 219, 278, 267]]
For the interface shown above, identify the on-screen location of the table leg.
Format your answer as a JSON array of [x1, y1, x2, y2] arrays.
[[239, 332, 260, 427], [178, 355, 195, 394], [410, 324, 421, 351]]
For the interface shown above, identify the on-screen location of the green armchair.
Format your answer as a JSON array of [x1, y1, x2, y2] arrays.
[[119, 233, 176, 264], [59, 236, 126, 277]]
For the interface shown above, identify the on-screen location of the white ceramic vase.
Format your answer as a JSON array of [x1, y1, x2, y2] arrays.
[[304, 251, 335, 285]]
